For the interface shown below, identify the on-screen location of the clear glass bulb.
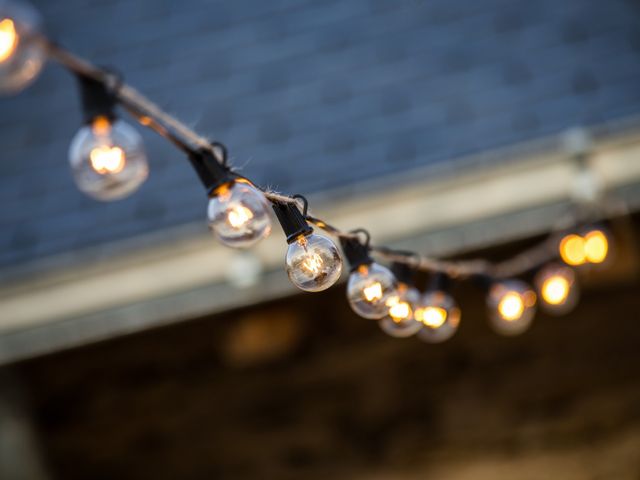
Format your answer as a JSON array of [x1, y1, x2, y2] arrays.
[[415, 290, 461, 343], [285, 234, 342, 292], [535, 263, 578, 315], [347, 263, 397, 319], [0, 0, 45, 94], [207, 181, 271, 248], [378, 283, 422, 338], [69, 116, 149, 201], [487, 280, 537, 336]]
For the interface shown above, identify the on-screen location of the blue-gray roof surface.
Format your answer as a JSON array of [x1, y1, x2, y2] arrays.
[[1, 0, 640, 269]]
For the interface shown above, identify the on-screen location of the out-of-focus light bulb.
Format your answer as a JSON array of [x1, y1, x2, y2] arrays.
[[378, 284, 422, 338], [347, 263, 397, 319], [208, 181, 271, 248], [535, 264, 578, 315], [559, 233, 586, 266], [69, 116, 148, 201], [415, 290, 460, 343], [559, 227, 611, 267], [285, 234, 342, 292], [0, 1, 45, 94], [583, 229, 608, 264], [487, 280, 536, 336]]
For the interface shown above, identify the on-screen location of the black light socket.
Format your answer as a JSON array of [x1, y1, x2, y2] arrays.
[[77, 75, 117, 124], [188, 149, 237, 196], [428, 271, 452, 292], [340, 237, 373, 271], [272, 202, 313, 244], [470, 273, 493, 292], [391, 262, 415, 285]]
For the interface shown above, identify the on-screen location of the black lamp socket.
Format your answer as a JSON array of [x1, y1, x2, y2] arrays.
[[272, 202, 313, 244]]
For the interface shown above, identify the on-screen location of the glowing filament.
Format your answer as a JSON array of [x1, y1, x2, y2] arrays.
[[301, 253, 324, 275], [388, 301, 411, 321], [89, 145, 125, 174], [363, 282, 383, 302], [541, 276, 570, 305], [0, 18, 18, 63], [227, 205, 254, 228], [417, 306, 447, 328], [498, 292, 525, 321], [584, 230, 608, 264]]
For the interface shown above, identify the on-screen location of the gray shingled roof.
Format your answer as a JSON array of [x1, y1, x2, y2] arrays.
[[2, 0, 640, 269]]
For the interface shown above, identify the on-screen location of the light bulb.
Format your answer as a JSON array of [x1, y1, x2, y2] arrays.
[[487, 280, 536, 336], [347, 263, 397, 319], [208, 181, 271, 248], [415, 290, 460, 343], [559, 233, 587, 266], [0, 0, 45, 94], [535, 264, 578, 315], [559, 227, 611, 267], [69, 116, 148, 201], [378, 284, 422, 338], [285, 234, 342, 292], [583, 228, 609, 264]]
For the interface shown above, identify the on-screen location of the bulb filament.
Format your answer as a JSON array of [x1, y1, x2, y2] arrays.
[[227, 205, 254, 228], [498, 292, 525, 321], [418, 306, 447, 328], [363, 282, 383, 302], [0, 18, 18, 63], [388, 300, 411, 321], [89, 145, 126, 174], [541, 276, 569, 305]]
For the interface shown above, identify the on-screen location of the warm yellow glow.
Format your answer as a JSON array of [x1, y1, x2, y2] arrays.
[[584, 230, 608, 264], [498, 292, 525, 321], [89, 145, 125, 174], [541, 276, 570, 305], [417, 306, 447, 328], [91, 116, 112, 136], [227, 205, 254, 228], [301, 253, 324, 275], [388, 300, 411, 321], [0, 19, 18, 63], [559, 234, 587, 266], [363, 282, 383, 302], [357, 264, 369, 276]]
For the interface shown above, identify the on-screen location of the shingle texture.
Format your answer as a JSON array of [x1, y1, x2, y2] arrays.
[[1, 0, 640, 269]]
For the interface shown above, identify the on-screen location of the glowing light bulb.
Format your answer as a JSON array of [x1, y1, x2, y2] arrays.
[[378, 284, 422, 338], [208, 182, 271, 248], [0, 1, 45, 94], [559, 234, 587, 266], [285, 234, 342, 292], [583, 229, 608, 264], [559, 227, 611, 267], [535, 264, 578, 315], [347, 263, 397, 319], [69, 117, 148, 201], [415, 290, 460, 343], [487, 280, 536, 336]]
